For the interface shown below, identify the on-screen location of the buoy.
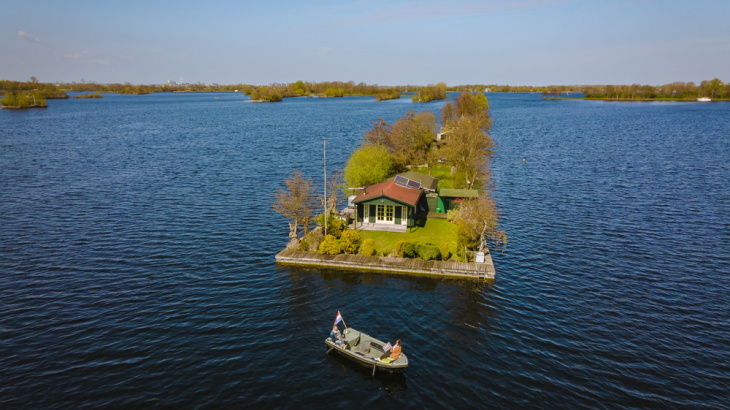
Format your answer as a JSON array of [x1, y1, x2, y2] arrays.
[[523, 158, 526, 162]]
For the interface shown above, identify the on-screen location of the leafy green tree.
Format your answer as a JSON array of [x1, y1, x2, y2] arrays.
[[705, 78, 724, 99], [343, 144, 395, 188]]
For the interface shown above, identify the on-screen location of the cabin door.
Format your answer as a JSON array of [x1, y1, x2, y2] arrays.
[[394, 206, 402, 224], [368, 205, 376, 223]]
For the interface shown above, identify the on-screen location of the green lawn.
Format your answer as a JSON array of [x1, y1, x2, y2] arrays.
[[358, 218, 458, 257]]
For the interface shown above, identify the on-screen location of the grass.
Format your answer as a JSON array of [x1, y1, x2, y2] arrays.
[[358, 218, 458, 257], [414, 165, 453, 189]]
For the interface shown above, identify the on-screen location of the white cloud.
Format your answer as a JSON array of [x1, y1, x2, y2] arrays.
[[18, 31, 40, 43]]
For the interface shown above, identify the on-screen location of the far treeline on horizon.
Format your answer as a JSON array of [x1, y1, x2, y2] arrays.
[[1, 77, 729, 107]]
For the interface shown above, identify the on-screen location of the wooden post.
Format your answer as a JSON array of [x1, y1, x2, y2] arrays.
[[372, 364, 377, 376]]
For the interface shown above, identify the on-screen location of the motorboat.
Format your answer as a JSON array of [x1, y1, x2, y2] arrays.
[[325, 327, 408, 375], [697, 97, 711, 102]]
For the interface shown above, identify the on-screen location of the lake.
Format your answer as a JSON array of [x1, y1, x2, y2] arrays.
[[1, 92, 728, 409]]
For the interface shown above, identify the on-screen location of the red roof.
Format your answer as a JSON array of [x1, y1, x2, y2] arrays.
[[353, 180, 422, 206]]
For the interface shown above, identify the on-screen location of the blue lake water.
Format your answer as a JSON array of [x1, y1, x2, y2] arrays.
[[1, 92, 729, 409]]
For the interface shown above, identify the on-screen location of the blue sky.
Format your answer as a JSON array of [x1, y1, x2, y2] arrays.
[[1, 0, 728, 85]]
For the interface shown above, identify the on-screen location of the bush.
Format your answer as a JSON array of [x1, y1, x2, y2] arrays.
[[382, 247, 393, 257], [361, 238, 376, 256], [319, 235, 341, 255], [402, 241, 419, 258], [439, 242, 451, 261], [395, 240, 407, 258], [299, 240, 309, 251], [316, 213, 345, 239], [418, 243, 441, 261], [340, 230, 361, 254], [446, 209, 459, 223], [303, 229, 324, 251]]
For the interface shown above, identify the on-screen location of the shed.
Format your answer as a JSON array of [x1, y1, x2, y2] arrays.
[[437, 189, 479, 213]]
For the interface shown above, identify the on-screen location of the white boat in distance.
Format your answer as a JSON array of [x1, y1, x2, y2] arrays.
[[697, 97, 711, 102]]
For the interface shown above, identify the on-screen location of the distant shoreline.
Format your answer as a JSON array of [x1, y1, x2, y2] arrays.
[[557, 98, 729, 103]]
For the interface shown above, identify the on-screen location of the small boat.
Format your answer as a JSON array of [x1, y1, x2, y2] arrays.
[[325, 327, 408, 376], [697, 97, 711, 102], [215, 97, 220, 100]]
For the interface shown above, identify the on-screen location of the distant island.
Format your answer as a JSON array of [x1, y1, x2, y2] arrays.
[[374, 89, 400, 101], [1, 91, 47, 109], [73, 93, 103, 99], [412, 83, 447, 102]]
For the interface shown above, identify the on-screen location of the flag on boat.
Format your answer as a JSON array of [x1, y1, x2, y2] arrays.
[[334, 311, 343, 325]]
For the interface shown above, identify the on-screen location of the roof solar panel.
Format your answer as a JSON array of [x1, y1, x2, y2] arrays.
[[407, 180, 421, 190], [395, 175, 409, 187]]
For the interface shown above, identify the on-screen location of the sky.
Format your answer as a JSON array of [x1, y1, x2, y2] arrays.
[[1, 0, 729, 86]]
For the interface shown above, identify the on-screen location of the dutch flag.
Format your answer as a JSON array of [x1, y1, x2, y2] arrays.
[[334, 311, 343, 325]]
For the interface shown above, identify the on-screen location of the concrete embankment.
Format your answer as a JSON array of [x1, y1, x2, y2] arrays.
[[275, 249, 495, 279]]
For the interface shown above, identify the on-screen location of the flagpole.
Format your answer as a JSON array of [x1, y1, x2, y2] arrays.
[[342, 316, 347, 329]]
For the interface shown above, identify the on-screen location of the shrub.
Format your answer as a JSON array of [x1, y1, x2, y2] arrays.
[[439, 242, 451, 261], [361, 238, 376, 256], [418, 243, 441, 261], [446, 209, 459, 223], [395, 240, 407, 258], [340, 230, 361, 254], [299, 240, 309, 251], [382, 247, 393, 257], [303, 229, 324, 251], [316, 213, 345, 239], [402, 241, 419, 258], [319, 235, 341, 255]]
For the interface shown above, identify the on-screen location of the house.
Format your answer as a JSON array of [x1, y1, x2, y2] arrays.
[[436, 189, 479, 213], [353, 179, 423, 232]]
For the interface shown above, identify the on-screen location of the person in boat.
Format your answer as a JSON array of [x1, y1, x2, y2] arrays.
[[330, 324, 346, 347], [380, 339, 402, 360]]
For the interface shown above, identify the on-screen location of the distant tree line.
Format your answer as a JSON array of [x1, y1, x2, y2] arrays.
[[582, 79, 728, 100], [450, 78, 729, 100]]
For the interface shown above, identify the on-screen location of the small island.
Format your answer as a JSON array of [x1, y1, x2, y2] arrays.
[[273, 92, 504, 279], [73, 93, 103, 99], [374, 89, 400, 101], [1, 91, 47, 109], [412, 83, 447, 102]]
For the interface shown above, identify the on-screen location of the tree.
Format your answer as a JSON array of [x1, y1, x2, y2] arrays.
[[440, 117, 495, 189], [365, 110, 437, 168], [705, 78, 724, 99], [30, 76, 38, 84], [271, 169, 317, 244], [454, 193, 506, 253], [344, 144, 395, 188]]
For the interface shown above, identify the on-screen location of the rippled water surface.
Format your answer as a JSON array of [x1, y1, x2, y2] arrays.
[[1, 93, 729, 409]]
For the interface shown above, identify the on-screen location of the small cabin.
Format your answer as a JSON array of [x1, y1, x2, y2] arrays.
[[353, 179, 423, 230]]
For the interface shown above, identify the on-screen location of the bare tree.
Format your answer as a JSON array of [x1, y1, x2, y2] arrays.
[[321, 170, 342, 216], [440, 117, 495, 189], [454, 194, 507, 253], [271, 169, 317, 246]]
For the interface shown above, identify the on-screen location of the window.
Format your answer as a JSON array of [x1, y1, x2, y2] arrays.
[[377, 205, 385, 220], [386, 205, 394, 221]]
